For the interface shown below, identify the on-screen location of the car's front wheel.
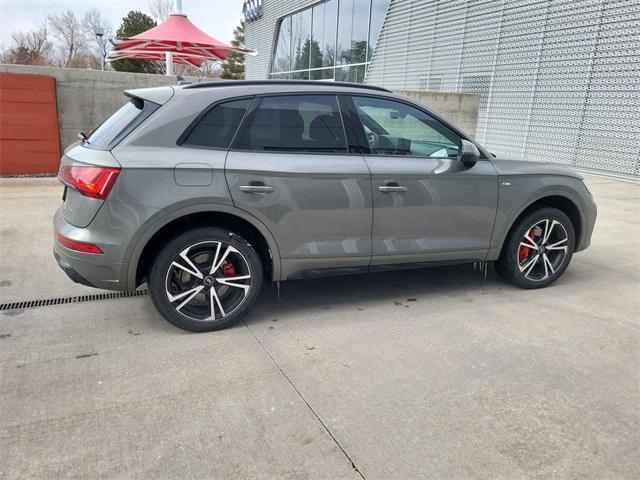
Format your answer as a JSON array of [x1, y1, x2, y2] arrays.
[[148, 227, 263, 332], [495, 207, 575, 289]]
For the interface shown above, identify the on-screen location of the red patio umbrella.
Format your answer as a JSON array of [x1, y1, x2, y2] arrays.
[[108, 12, 254, 73], [108, 49, 207, 68]]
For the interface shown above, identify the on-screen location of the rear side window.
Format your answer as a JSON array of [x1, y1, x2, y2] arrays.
[[233, 95, 347, 153], [86, 97, 156, 151], [182, 98, 251, 149]]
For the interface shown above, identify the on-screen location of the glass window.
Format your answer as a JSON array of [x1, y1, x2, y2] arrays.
[[183, 99, 251, 149], [86, 97, 153, 150], [291, 8, 312, 72], [337, 0, 369, 66], [335, 64, 365, 83], [270, 0, 389, 81], [351, 96, 460, 157], [234, 95, 347, 153], [311, 0, 337, 70], [272, 16, 292, 73], [311, 68, 334, 81], [368, 0, 388, 61]]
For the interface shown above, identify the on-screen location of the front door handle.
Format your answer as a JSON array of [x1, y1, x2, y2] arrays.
[[239, 184, 274, 194], [378, 184, 407, 193]]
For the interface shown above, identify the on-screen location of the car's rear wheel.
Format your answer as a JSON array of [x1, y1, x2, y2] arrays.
[[495, 207, 575, 289], [148, 227, 263, 332]]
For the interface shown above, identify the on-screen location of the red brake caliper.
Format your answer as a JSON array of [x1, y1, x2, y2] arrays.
[[519, 228, 536, 263], [223, 261, 237, 277]]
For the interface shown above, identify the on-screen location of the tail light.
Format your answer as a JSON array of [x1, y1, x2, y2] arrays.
[[59, 166, 120, 200], [55, 232, 103, 254]]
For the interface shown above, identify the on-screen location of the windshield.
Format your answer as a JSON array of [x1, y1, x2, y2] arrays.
[[85, 97, 144, 150]]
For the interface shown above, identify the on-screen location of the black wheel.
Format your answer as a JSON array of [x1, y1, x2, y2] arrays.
[[148, 227, 263, 332], [495, 207, 575, 289]]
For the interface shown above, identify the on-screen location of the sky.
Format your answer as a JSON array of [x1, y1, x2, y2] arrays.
[[0, 0, 245, 48]]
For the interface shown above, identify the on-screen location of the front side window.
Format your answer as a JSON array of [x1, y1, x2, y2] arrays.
[[234, 95, 347, 153], [351, 96, 461, 158], [182, 98, 251, 149]]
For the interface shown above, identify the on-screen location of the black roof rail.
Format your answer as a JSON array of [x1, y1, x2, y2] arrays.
[[182, 79, 392, 93]]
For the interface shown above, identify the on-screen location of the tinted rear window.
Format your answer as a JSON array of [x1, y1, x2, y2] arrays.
[[233, 95, 347, 153], [85, 98, 147, 150], [182, 98, 250, 149]]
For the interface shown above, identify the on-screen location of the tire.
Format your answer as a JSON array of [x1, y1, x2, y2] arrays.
[[495, 207, 575, 289], [148, 226, 263, 332]]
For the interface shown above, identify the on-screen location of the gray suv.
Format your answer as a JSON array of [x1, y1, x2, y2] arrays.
[[53, 81, 597, 332]]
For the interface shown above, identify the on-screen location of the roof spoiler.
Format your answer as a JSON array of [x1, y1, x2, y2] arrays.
[[124, 86, 175, 105]]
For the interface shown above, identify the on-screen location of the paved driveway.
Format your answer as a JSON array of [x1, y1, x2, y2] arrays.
[[1, 175, 638, 479]]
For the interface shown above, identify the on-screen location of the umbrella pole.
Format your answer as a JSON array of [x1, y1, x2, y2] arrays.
[[166, 52, 174, 76], [166, 0, 181, 75]]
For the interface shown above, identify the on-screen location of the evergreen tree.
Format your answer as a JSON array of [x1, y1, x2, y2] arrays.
[[296, 39, 321, 72], [220, 21, 246, 80], [112, 11, 162, 74]]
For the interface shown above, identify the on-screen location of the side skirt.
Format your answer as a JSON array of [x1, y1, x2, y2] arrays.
[[286, 259, 482, 281]]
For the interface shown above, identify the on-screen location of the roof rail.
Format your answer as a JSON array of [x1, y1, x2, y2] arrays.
[[182, 80, 392, 93]]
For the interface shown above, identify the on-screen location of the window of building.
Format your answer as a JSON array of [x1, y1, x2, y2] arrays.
[[351, 96, 460, 158], [310, 0, 337, 79], [233, 95, 347, 153], [291, 8, 312, 78], [336, 0, 369, 66], [270, 0, 390, 81], [273, 16, 292, 75], [182, 98, 251, 149], [368, 0, 388, 61]]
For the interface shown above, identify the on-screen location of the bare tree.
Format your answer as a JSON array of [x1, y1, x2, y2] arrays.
[[48, 10, 88, 67], [199, 61, 222, 79], [82, 9, 113, 69], [2, 20, 52, 65], [149, 0, 174, 21]]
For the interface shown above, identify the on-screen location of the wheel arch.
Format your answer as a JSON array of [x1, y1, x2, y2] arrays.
[[493, 191, 585, 258], [126, 204, 281, 289]]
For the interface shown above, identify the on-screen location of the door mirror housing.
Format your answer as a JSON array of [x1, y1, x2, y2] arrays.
[[458, 139, 480, 167]]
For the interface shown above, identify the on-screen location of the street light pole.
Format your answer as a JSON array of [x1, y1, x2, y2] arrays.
[[94, 27, 106, 71]]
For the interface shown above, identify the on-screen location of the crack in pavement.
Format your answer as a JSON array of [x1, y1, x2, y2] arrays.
[[243, 321, 366, 480]]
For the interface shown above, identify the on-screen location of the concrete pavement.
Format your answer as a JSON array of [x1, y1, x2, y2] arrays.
[[1, 175, 639, 479]]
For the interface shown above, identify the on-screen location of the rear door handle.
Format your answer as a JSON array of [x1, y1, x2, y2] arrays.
[[239, 184, 274, 194], [378, 185, 407, 193]]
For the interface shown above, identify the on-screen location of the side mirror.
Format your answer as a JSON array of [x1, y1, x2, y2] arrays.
[[458, 139, 480, 167]]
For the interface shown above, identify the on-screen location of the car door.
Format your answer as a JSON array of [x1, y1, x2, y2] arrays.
[[225, 94, 373, 279], [343, 94, 498, 266]]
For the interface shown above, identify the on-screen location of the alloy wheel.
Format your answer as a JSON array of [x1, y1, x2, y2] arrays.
[[517, 219, 569, 282], [164, 241, 252, 321]]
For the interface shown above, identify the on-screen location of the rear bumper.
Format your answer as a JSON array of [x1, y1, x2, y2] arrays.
[[54, 252, 98, 288], [53, 207, 129, 291]]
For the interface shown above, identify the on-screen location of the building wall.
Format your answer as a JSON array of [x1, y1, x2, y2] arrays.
[[246, 0, 640, 176], [244, 1, 479, 135], [396, 90, 480, 138], [368, 0, 640, 176]]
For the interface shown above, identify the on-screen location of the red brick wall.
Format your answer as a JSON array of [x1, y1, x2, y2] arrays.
[[0, 73, 61, 175]]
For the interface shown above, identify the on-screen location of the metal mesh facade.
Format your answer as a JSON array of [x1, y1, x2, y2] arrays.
[[246, 0, 640, 176], [367, 0, 640, 176]]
